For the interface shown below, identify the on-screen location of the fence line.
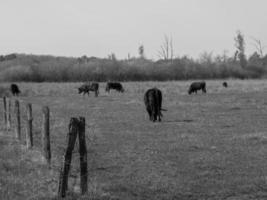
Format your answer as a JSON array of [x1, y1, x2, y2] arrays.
[[26, 103, 33, 149], [14, 100, 21, 140], [6, 97, 11, 130], [1, 96, 89, 198], [58, 117, 88, 198], [3, 96, 7, 129], [42, 106, 51, 166]]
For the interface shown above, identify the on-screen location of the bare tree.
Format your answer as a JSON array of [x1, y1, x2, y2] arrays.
[[222, 50, 229, 63], [108, 53, 117, 61], [199, 51, 213, 64], [138, 45, 145, 58], [234, 30, 247, 68], [250, 37, 266, 58], [234, 50, 238, 62], [158, 35, 174, 61]]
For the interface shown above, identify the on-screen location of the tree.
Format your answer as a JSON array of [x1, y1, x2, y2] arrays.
[[248, 52, 261, 65], [158, 35, 174, 61], [221, 50, 229, 63], [138, 45, 145, 58], [250, 37, 266, 58], [199, 51, 213, 65], [108, 53, 117, 61], [234, 30, 247, 68]]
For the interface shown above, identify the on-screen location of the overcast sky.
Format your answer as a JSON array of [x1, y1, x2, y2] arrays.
[[0, 0, 266, 59]]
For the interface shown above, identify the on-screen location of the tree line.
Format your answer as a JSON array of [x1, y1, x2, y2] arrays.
[[0, 31, 266, 82]]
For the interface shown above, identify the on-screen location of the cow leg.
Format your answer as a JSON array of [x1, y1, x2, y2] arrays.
[[156, 105, 161, 122], [158, 113, 161, 122], [152, 110, 157, 122], [153, 113, 157, 122], [147, 108, 152, 121]]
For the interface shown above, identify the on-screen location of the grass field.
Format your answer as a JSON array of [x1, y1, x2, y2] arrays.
[[1, 80, 267, 199]]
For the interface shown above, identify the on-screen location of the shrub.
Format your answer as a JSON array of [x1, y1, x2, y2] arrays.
[[0, 54, 266, 82]]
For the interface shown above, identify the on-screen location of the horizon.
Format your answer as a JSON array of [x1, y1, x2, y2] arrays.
[[0, 0, 266, 59]]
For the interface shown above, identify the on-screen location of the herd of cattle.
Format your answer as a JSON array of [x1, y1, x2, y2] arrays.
[[78, 82, 125, 97], [9, 81, 228, 122]]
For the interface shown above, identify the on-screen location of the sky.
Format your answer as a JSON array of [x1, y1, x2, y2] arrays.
[[0, 0, 266, 59]]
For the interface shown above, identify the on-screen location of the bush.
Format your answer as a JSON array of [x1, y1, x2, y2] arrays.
[[0, 54, 266, 82]]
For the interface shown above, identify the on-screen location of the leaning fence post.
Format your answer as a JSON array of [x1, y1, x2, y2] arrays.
[[6, 98, 11, 130], [14, 100, 21, 140], [42, 106, 51, 166], [78, 117, 87, 195], [3, 97, 7, 129], [58, 118, 79, 198], [26, 103, 33, 149]]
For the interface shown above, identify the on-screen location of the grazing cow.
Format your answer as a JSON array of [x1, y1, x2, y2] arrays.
[[10, 84, 20, 96], [223, 82, 228, 88], [188, 81, 206, 95], [144, 88, 166, 122], [105, 82, 124, 93], [78, 82, 99, 97]]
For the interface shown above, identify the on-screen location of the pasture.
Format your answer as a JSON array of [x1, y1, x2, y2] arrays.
[[1, 80, 267, 199]]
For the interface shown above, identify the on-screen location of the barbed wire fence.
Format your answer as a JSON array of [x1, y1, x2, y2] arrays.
[[1, 96, 92, 198]]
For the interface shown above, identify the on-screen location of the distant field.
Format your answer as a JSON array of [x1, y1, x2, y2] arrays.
[[1, 80, 267, 199]]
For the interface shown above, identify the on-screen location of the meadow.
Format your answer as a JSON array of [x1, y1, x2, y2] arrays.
[[1, 80, 267, 199]]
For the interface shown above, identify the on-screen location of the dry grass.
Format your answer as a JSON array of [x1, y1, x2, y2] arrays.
[[1, 80, 267, 199]]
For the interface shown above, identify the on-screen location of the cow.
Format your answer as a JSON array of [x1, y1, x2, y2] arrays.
[[188, 81, 206, 95], [222, 82, 228, 88], [144, 88, 166, 122], [10, 84, 20, 96], [78, 82, 99, 97], [105, 82, 124, 93]]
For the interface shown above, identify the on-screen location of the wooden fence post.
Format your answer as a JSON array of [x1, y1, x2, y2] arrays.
[[78, 117, 87, 195], [14, 100, 21, 140], [58, 118, 79, 198], [3, 97, 7, 129], [6, 98, 11, 130], [26, 103, 33, 149], [42, 106, 51, 166]]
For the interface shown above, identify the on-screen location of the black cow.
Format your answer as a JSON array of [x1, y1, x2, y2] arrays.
[[188, 81, 206, 95], [10, 84, 20, 96], [222, 82, 228, 88], [144, 88, 166, 122], [105, 82, 124, 93], [78, 82, 99, 97]]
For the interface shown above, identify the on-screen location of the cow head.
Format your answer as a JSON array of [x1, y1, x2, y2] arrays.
[[188, 89, 192, 95]]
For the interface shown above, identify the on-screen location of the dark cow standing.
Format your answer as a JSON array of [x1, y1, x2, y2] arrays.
[[188, 81, 206, 94], [222, 82, 228, 88], [78, 82, 99, 97], [10, 84, 20, 96], [105, 82, 124, 93], [144, 88, 164, 122]]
